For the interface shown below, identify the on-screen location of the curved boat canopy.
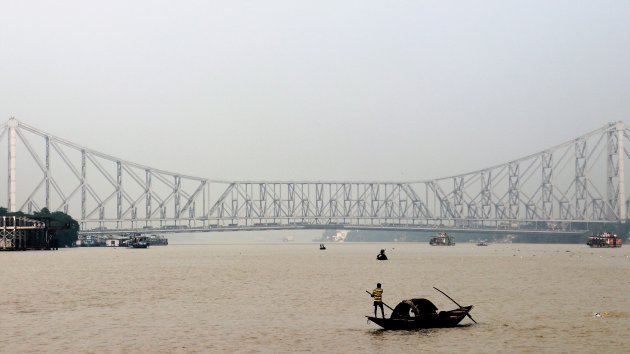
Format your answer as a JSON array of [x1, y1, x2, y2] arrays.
[[391, 298, 438, 319]]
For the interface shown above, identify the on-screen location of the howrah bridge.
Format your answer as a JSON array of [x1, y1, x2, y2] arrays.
[[0, 118, 627, 236]]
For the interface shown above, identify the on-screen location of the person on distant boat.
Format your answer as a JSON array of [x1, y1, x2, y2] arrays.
[[376, 249, 388, 260], [371, 283, 385, 318]]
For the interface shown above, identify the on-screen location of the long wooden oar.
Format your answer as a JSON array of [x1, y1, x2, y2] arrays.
[[365, 290, 395, 312], [433, 287, 477, 324]]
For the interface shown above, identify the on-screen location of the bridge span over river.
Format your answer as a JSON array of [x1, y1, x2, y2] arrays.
[[0, 119, 628, 236]]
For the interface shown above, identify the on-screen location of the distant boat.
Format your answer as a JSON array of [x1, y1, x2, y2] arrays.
[[587, 232, 622, 248], [319, 244, 326, 250], [282, 236, 294, 242], [143, 234, 168, 246], [476, 240, 489, 246], [128, 234, 149, 249], [430, 233, 455, 246]]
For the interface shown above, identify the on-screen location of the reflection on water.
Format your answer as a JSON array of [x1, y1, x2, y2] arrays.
[[368, 327, 436, 338], [1, 241, 629, 353]]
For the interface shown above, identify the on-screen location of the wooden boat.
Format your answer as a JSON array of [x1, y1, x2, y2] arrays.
[[319, 243, 326, 250], [366, 298, 473, 330]]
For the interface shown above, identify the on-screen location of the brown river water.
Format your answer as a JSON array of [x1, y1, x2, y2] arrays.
[[1, 238, 629, 353]]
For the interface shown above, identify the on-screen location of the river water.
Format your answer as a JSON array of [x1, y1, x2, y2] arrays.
[[1, 238, 629, 353]]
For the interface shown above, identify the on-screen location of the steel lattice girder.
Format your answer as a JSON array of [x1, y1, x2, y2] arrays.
[[0, 119, 628, 231]]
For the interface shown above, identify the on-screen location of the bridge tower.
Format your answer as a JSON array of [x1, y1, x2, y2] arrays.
[[607, 121, 626, 221], [7, 118, 17, 212]]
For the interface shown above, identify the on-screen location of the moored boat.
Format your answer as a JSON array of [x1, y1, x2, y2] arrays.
[[147, 234, 168, 246], [128, 234, 150, 248], [587, 232, 622, 248], [366, 298, 473, 330]]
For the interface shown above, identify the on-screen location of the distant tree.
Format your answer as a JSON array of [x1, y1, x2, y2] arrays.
[[48, 211, 80, 247], [35, 207, 51, 216]]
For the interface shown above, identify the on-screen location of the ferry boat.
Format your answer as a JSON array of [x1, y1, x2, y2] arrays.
[[586, 232, 622, 248], [430, 233, 455, 246]]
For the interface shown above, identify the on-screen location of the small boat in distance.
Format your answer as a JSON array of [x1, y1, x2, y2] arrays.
[[476, 240, 489, 246], [128, 234, 150, 248], [430, 233, 455, 246], [587, 232, 622, 248], [366, 298, 474, 330], [147, 234, 168, 246], [319, 243, 326, 250]]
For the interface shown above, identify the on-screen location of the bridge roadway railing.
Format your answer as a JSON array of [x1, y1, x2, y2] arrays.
[[0, 119, 629, 233], [78, 222, 588, 237]]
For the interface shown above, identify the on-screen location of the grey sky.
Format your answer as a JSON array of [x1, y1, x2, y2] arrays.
[[1, 1, 629, 182]]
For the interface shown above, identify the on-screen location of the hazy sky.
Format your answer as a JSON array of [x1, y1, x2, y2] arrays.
[[1, 1, 629, 182]]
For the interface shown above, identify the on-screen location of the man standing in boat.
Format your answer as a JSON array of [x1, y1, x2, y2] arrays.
[[371, 283, 385, 318]]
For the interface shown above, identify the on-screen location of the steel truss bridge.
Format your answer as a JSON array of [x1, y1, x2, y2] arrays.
[[0, 118, 628, 235]]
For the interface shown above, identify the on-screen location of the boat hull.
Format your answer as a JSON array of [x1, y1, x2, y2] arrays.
[[367, 306, 473, 330]]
